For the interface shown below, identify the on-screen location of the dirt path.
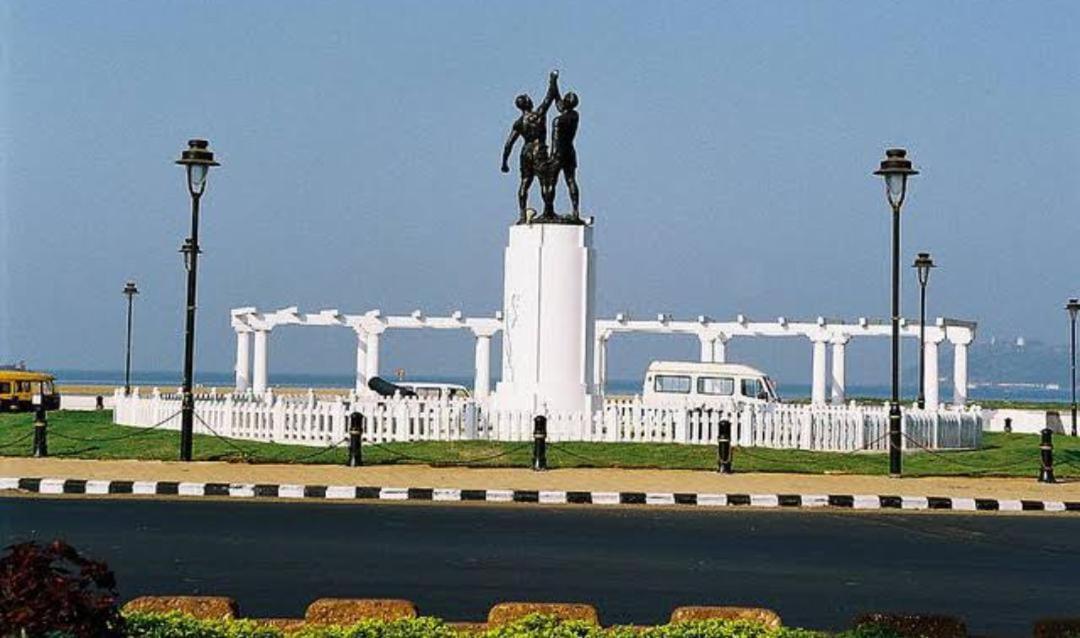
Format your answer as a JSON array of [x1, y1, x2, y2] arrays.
[[2, 456, 1077, 500]]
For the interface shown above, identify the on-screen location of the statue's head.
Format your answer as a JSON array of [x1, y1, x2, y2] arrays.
[[515, 94, 534, 112], [558, 92, 579, 112]]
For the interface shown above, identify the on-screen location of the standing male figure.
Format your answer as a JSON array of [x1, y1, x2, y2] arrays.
[[551, 91, 580, 220], [501, 70, 560, 223]]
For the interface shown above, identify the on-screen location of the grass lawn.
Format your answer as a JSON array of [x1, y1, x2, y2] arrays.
[[1, 410, 1078, 478]]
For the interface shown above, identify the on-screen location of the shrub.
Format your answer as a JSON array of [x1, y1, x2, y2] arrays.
[[0, 540, 124, 638]]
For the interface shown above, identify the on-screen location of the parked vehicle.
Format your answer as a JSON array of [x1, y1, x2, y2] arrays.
[[0, 369, 61, 412], [642, 361, 779, 409]]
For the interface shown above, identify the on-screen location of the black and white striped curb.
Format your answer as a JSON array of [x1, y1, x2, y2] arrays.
[[3, 477, 1079, 513]]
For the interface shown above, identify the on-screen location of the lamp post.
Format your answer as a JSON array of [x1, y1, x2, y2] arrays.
[[912, 252, 935, 409], [122, 281, 139, 396], [175, 139, 219, 462], [874, 148, 918, 477], [1067, 298, 1080, 436]]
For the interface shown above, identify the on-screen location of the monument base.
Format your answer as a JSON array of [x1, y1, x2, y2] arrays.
[[492, 221, 596, 415]]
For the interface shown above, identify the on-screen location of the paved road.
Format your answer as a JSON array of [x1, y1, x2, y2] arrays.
[[3, 497, 1078, 636]]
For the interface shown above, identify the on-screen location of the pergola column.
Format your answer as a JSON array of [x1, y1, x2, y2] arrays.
[[594, 333, 610, 394], [364, 331, 382, 385], [252, 329, 270, 394], [830, 336, 849, 404], [950, 334, 972, 407], [473, 333, 492, 401], [234, 330, 251, 392], [354, 330, 368, 394], [924, 336, 942, 410], [811, 337, 828, 406], [698, 333, 727, 363]]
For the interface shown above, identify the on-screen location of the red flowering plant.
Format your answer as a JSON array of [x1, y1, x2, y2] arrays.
[[0, 540, 124, 637]]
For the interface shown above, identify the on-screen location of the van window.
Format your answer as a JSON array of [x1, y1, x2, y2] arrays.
[[0, 382, 9, 393], [18, 381, 31, 393], [654, 375, 691, 394], [698, 377, 734, 396], [741, 378, 766, 399]]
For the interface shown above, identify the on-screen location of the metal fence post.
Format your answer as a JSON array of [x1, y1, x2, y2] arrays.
[[717, 418, 733, 474], [32, 396, 48, 458], [533, 415, 548, 471], [348, 411, 364, 467]]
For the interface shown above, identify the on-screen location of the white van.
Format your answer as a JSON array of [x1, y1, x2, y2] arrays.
[[642, 361, 779, 408]]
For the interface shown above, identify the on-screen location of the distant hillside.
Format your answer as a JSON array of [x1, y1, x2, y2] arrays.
[[930, 338, 1069, 386]]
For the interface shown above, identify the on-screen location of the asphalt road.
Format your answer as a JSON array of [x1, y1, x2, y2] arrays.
[[3, 497, 1078, 636]]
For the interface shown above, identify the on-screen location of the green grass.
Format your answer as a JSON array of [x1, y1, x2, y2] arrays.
[[2, 410, 1079, 478]]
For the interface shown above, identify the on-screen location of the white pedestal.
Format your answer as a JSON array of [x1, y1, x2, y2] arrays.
[[493, 222, 596, 414]]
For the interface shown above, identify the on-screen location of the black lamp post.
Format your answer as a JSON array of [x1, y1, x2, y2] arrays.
[[912, 252, 935, 409], [874, 148, 918, 477], [1067, 298, 1080, 437], [122, 281, 139, 396], [175, 139, 219, 462]]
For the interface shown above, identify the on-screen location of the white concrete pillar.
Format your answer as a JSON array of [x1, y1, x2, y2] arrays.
[[234, 331, 251, 392], [830, 337, 848, 404], [811, 338, 828, 406], [953, 340, 969, 407], [354, 331, 368, 394], [699, 335, 714, 363], [474, 334, 492, 400], [596, 335, 609, 395], [714, 338, 727, 363], [924, 337, 941, 410], [252, 330, 269, 394], [365, 331, 381, 384]]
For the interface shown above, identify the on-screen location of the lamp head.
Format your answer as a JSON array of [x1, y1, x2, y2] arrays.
[[175, 139, 220, 197], [912, 252, 935, 286], [1067, 298, 1080, 321], [123, 281, 139, 297], [874, 148, 918, 209]]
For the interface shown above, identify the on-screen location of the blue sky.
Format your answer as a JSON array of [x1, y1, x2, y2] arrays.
[[2, 1, 1078, 386]]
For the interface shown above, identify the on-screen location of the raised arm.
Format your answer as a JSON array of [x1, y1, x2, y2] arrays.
[[538, 70, 560, 116], [501, 123, 521, 172]]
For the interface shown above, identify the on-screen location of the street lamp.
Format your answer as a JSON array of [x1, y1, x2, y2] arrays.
[[122, 281, 139, 396], [874, 148, 918, 477], [912, 252, 935, 409], [175, 139, 219, 462], [1067, 298, 1080, 436]]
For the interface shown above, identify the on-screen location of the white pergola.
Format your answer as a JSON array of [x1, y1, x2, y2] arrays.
[[595, 313, 975, 408], [230, 307, 975, 409]]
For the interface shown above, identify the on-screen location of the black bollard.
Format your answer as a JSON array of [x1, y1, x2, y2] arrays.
[[347, 412, 364, 467], [1039, 426, 1055, 484], [95, 395, 104, 410], [532, 415, 547, 471], [32, 400, 48, 458], [1003, 417, 1012, 434], [717, 418, 733, 474]]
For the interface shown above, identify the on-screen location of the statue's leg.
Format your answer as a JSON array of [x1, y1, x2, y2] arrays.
[[540, 172, 556, 218], [564, 168, 580, 218], [518, 176, 533, 223]]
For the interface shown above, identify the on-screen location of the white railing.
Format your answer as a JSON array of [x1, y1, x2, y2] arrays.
[[112, 388, 982, 452]]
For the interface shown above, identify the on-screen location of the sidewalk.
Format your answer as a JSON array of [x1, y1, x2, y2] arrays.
[[2, 456, 1077, 505]]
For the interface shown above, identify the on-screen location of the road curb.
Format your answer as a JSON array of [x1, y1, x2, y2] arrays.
[[3, 476, 1079, 513]]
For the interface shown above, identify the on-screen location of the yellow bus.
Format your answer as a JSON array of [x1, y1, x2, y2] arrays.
[[0, 370, 61, 412]]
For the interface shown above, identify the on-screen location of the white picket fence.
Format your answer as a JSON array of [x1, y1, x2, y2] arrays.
[[112, 388, 982, 452]]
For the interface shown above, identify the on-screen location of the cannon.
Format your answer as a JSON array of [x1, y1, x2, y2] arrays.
[[367, 376, 417, 398]]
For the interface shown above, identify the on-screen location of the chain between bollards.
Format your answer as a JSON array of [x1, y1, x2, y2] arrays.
[[717, 416, 733, 474], [348, 412, 364, 467], [32, 398, 48, 458], [1039, 425, 1055, 484], [532, 415, 547, 471]]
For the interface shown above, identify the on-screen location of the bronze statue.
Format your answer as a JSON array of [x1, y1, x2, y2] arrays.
[[501, 71, 560, 223], [551, 91, 580, 220]]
